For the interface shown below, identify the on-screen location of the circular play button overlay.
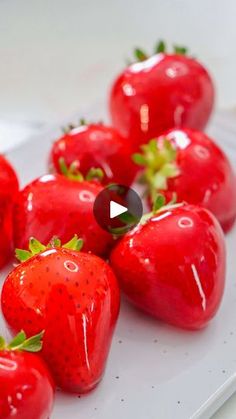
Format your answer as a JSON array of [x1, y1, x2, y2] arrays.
[[93, 184, 143, 235]]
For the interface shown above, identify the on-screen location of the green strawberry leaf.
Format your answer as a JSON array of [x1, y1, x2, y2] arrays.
[[129, 40, 190, 64], [79, 118, 86, 126], [16, 235, 84, 263], [15, 249, 32, 262], [63, 235, 84, 251], [8, 330, 26, 349], [58, 157, 84, 181], [58, 157, 103, 183], [29, 238, 46, 255], [0, 336, 6, 350], [153, 194, 166, 212], [48, 236, 62, 248], [20, 331, 44, 352], [173, 45, 188, 55], [134, 48, 148, 61], [155, 40, 166, 54], [6, 330, 44, 353], [133, 137, 180, 206], [86, 167, 104, 182], [132, 153, 147, 166], [140, 193, 184, 225]]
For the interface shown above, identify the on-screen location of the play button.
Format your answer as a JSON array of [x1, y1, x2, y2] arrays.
[[93, 184, 143, 235], [110, 201, 127, 219]]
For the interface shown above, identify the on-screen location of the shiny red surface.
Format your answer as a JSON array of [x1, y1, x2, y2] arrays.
[[50, 124, 138, 186], [110, 54, 215, 148], [110, 204, 226, 330], [2, 248, 120, 393], [155, 128, 236, 232], [0, 350, 54, 419], [14, 174, 114, 257], [0, 155, 19, 268]]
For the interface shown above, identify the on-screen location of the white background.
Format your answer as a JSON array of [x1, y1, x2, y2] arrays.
[[0, 1, 236, 417]]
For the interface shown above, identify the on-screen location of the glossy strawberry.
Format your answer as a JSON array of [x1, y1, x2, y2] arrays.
[[0, 155, 19, 268], [14, 173, 114, 257], [110, 199, 226, 330], [110, 41, 215, 148], [133, 128, 236, 233], [49, 122, 137, 186], [1, 237, 120, 393], [0, 331, 54, 419]]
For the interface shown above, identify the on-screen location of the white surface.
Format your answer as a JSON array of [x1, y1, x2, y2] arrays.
[[0, 106, 236, 419], [0, 119, 44, 153], [110, 201, 127, 219]]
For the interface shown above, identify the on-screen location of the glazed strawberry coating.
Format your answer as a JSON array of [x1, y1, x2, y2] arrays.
[[2, 248, 120, 393], [153, 129, 236, 233], [0, 155, 19, 199], [110, 204, 226, 330], [13, 174, 114, 256], [110, 54, 214, 148], [0, 351, 54, 419], [0, 155, 19, 268], [50, 123, 138, 186]]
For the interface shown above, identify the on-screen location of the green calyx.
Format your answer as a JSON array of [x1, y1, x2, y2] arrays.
[[15, 235, 84, 263], [132, 40, 188, 63], [141, 193, 184, 225], [0, 330, 44, 353], [173, 45, 188, 55], [62, 118, 104, 134], [59, 157, 104, 182], [133, 138, 180, 203], [62, 118, 87, 134]]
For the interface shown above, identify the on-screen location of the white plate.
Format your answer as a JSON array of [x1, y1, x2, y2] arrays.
[[1, 106, 236, 419]]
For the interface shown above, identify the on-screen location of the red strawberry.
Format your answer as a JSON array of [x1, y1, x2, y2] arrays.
[[14, 173, 114, 257], [0, 155, 19, 268], [133, 128, 236, 233], [0, 330, 54, 419], [1, 236, 120, 393], [110, 198, 226, 330], [49, 121, 137, 186], [109, 41, 214, 148]]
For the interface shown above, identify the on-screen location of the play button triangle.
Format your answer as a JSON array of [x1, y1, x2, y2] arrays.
[[110, 200, 127, 219]]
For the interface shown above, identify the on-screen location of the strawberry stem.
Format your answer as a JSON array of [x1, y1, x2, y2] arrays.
[[0, 330, 44, 353]]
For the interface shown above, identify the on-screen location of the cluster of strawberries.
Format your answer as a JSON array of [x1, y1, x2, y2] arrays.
[[0, 41, 235, 418]]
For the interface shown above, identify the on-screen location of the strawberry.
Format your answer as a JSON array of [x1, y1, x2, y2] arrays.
[[49, 121, 138, 186], [0, 330, 54, 419], [110, 197, 226, 330], [133, 128, 236, 233], [1, 236, 120, 393], [0, 155, 19, 267], [110, 41, 214, 148], [13, 172, 114, 257]]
